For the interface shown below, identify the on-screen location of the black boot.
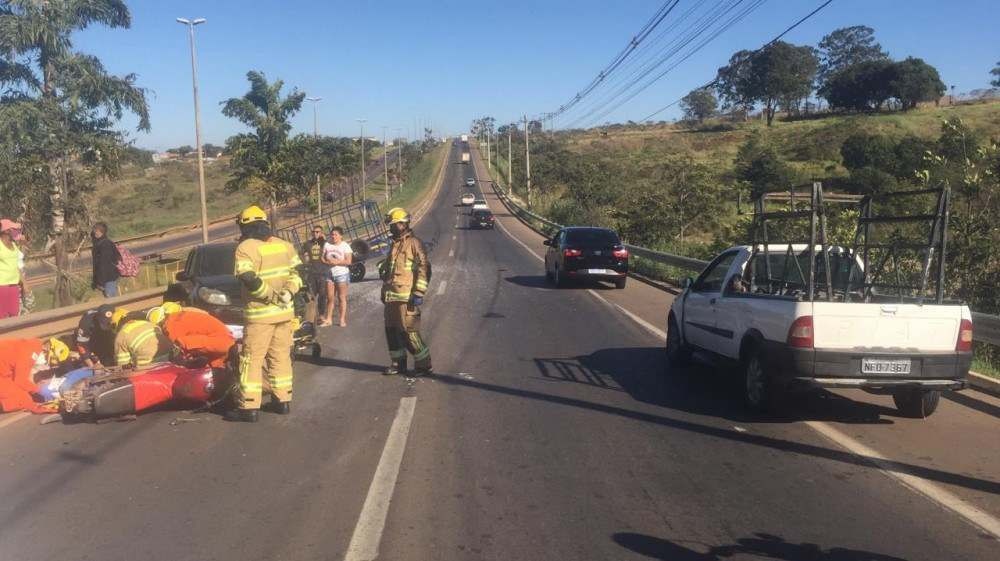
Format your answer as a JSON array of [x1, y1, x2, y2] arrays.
[[268, 400, 291, 415], [383, 359, 407, 376], [223, 409, 259, 423], [412, 363, 433, 377]]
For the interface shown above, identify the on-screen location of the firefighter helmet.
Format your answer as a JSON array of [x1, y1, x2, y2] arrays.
[[111, 308, 129, 329], [385, 207, 411, 225], [146, 306, 166, 325], [238, 205, 269, 225], [48, 338, 70, 363], [162, 301, 183, 316]]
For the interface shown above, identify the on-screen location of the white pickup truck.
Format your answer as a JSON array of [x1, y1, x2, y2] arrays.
[[666, 244, 973, 418]]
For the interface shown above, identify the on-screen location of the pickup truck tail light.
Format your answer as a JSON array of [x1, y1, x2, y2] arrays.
[[612, 247, 629, 259], [563, 248, 582, 258], [956, 319, 973, 352], [787, 316, 814, 348]]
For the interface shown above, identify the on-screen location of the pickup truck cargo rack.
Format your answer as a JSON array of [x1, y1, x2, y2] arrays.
[[749, 182, 951, 305]]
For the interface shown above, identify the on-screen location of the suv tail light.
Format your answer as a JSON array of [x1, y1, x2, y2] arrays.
[[956, 319, 973, 352], [563, 248, 582, 258], [787, 316, 814, 349], [612, 247, 629, 259]]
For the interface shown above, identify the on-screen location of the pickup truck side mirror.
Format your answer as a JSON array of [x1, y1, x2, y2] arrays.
[[682, 277, 694, 290], [542, 240, 551, 246], [175, 271, 191, 282]]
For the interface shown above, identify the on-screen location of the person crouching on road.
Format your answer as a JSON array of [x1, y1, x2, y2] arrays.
[[300, 226, 328, 324], [160, 302, 235, 369], [74, 304, 118, 367], [226, 205, 302, 423], [380, 207, 432, 376], [321, 225, 353, 327], [0, 338, 69, 413], [113, 308, 172, 368]]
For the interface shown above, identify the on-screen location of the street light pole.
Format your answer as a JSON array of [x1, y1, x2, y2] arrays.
[[357, 118, 367, 203], [382, 126, 389, 204], [507, 124, 512, 193], [524, 115, 532, 207], [176, 17, 209, 244], [306, 96, 323, 216]]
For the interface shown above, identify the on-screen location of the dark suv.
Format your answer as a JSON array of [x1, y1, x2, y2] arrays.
[[469, 207, 495, 229], [164, 243, 243, 324], [543, 227, 629, 289]]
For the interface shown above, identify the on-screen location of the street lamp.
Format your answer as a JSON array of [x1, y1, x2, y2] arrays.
[[176, 17, 209, 244], [356, 118, 367, 203], [306, 96, 323, 215]]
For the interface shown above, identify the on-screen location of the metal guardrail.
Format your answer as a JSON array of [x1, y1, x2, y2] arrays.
[[489, 166, 1000, 347], [0, 287, 165, 338]]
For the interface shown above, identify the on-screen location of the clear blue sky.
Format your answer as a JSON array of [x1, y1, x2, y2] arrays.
[[73, 0, 1000, 150]]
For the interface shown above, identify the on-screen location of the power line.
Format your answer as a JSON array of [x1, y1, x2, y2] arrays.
[[640, 0, 835, 122], [546, 1, 681, 121]]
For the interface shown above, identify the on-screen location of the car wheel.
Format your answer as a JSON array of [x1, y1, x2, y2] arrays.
[[892, 389, 940, 418], [554, 267, 566, 288], [742, 348, 774, 413], [545, 265, 553, 283], [614, 277, 627, 289], [312, 343, 322, 360], [349, 263, 365, 283], [665, 313, 692, 368]]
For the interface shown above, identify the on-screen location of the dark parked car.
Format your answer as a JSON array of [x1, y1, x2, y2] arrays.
[[543, 227, 628, 289], [469, 206, 495, 229], [164, 243, 243, 324]]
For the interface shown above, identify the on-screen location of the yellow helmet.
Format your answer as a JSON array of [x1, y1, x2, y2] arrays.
[[238, 205, 269, 225], [111, 308, 129, 328], [385, 207, 410, 225], [48, 338, 70, 363], [162, 301, 183, 316], [146, 306, 166, 325]]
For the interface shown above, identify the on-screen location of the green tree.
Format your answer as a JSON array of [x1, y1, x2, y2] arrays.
[[840, 133, 895, 171], [0, 0, 150, 305], [816, 25, 888, 86], [991, 61, 1000, 88], [819, 59, 894, 111], [715, 49, 758, 118], [889, 57, 945, 110], [734, 133, 795, 195], [221, 70, 305, 207], [679, 88, 717, 123], [716, 42, 818, 126]]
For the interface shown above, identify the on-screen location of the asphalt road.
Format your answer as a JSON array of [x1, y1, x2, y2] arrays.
[[1, 142, 998, 561]]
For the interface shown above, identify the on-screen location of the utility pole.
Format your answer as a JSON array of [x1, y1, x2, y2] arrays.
[[356, 118, 367, 203], [524, 115, 532, 206], [395, 127, 403, 180], [306, 96, 323, 216], [486, 130, 491, 171], [382, 126, 389, 203], [507, 124, 512, 192], [176, 17, 210, 244]]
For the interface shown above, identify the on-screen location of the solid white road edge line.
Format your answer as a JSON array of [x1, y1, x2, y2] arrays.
[[343, 396, 418, 561], [0, 411, 30, 430], [436, 280, 447, 296], [483, 153, 1000, 541], [806, 420, 1000, 539]]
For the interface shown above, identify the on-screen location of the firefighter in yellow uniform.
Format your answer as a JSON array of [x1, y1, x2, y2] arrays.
[[380, 207, 432, 376], [225, 205, 302, 423], [113, 308, 172, 368]]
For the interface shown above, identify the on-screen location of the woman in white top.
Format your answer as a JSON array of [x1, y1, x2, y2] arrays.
[[321, 226, 353, 327]]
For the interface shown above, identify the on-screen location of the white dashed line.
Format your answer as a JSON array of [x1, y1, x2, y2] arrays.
[[343, 397, 418, 561], [448, 248, 455, 258], [0, 411, 30, 430], [436, 280, 447, 296]]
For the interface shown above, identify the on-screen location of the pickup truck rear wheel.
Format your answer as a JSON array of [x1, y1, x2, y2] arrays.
[[892, 389, 940, 418], [665, 314, 691, 368], [742, 350, 773, 413], [349, 263, 366, 283]]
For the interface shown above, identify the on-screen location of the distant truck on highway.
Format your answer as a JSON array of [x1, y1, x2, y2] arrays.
[[461, 134, 468, 142], [462, 152, 470, 164], [666, 183, 971, 419]]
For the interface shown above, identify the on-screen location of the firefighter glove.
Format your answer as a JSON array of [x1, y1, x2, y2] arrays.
[[277, 289, 293, 304], [409, 295, 424, 307], [238, 271, 262, 292]]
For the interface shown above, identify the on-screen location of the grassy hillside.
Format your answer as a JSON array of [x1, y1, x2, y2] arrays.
[[90, 157, 252, 239]]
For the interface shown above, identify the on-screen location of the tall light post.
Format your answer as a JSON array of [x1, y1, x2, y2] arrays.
[[524, 115, 532, 207], [394, 127, 403, 179], [356, 118, 367, 203], [176, 17, 209, 244], [382, 126, 389, 203], [306, 96, 323, 215], [507, 124, 512, 193]]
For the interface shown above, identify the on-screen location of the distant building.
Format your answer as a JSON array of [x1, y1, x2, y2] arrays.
[[152, 152, 179, 164]]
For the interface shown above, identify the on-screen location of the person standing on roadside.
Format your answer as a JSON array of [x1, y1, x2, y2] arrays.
[[0, 219, 25, 319], [379, 208, 432, 376], [321, 226, 352, 327], [299, 226, 328, 323], [91, 222, 121, 298]]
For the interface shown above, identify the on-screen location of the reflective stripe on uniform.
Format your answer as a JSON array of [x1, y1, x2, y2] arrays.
[[236, 259, 255, 274], [385, 290, 410, 301], [244, 303, 294, 320], [268, 375, 293, 388], [415, 279, 428, 292], [258, 242, 288, 256]]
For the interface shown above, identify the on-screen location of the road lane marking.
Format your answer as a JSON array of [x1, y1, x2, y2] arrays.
[[807, 420, 1000, 539], [448, 248, 455, 258], [436, 281, 447, 296], [0, 412, 30, 430], [452, 234, 456, 241], [344, 397, 417, 561], [587, 290, 666, 339]]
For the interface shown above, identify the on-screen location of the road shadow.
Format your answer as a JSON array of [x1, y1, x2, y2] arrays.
[[571, 347, 900, 425], [941, 391, 1000, 419], [299, 354, 385, 373], [612, 532, 909, 561], [504, 275, 620, 291]]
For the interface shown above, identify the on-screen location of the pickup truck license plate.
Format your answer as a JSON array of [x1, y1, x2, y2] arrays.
[[861, 358, 911, 375]]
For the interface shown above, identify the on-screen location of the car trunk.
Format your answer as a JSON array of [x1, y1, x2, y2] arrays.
[[811, 302, 962, 352], [565, 230, 623, 271]]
